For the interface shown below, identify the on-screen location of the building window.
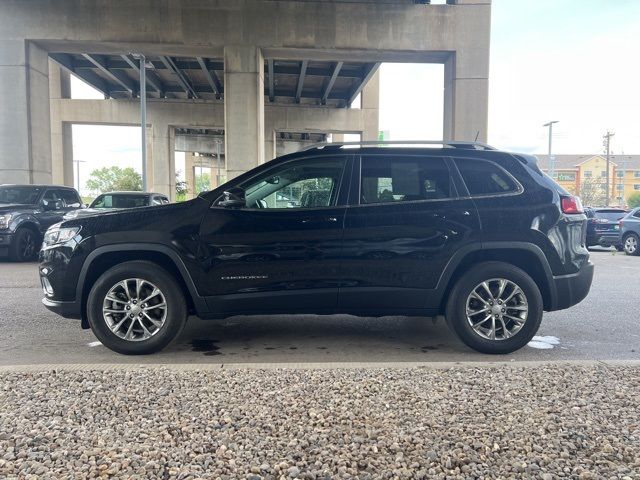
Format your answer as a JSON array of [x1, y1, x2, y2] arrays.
[[616, 171, 624, 178], [583, 170, 592, 178], [635, 184, 640, 191], [617, 184, 624, 190], [600, 170, 607, 177], [635, 171, 640, 178]]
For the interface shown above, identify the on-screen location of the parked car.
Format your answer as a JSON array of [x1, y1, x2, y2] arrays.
[[0, 184, 82, 261], [64, 191, 170, 220], [619, 207, 640, 256], [584, 207, 627, 250], [39, 141, 594, 355]]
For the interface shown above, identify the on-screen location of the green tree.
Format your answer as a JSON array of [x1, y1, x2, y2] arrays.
[[175, 171, 188, 202], [195, 172, 211, 194], [627, 191, 640, 209], [86, 166, 142, 194]]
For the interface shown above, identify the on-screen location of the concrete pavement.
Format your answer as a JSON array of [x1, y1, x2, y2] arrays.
[[0, 249, 638, 366]]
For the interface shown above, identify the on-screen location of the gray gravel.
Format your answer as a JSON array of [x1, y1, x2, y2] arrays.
[[1, 365, 639, 479]]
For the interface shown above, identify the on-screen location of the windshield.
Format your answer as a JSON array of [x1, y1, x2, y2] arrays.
[[0, 186, 42, 205], [594, 210, 626, 221], [90, 194, 149, 209]]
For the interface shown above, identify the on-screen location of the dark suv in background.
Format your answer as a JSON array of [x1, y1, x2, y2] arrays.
[[584, 207, 627, 250], [0, 185, 82, 261], [39, 142, 594, 355]]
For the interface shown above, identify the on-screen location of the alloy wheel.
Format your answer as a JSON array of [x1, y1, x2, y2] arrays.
[[20, 231, 35, 259], [465, 278, 528, 341], [102, 278, 168, 341], [624, 235, 637, 255]]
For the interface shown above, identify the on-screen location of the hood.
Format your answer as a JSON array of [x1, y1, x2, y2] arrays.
[[63, 208, 119, 220], [0, 204, 38, 214]]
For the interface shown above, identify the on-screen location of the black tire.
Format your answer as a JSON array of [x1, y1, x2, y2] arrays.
[[87, 261, 187, 355], [623, 233, 640, 256], [445, 261, 543, 354], [9, 227, 39, 262]]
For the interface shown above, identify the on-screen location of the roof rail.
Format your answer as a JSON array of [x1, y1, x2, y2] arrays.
[[301, 140, 496, 152]]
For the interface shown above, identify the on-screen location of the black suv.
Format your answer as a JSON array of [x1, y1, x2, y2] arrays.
[[40, 142, 594, 355], [0, 184, 83, 261]]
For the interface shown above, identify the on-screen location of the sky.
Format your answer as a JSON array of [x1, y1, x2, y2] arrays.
[[70, 0, 640, 193]]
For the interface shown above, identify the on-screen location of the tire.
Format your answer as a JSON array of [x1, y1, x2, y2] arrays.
[[445, 261, 543, 354], [623, 233, 640, 256], [87, 261, 187, 354], [9, 228, 39, 262]]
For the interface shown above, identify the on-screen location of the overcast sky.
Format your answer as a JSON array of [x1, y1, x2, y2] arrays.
[[71, 0, 640, 192]]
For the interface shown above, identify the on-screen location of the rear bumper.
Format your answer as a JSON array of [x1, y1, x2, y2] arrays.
[[549, 261, 594, 311], [587, 231, 621, 246]]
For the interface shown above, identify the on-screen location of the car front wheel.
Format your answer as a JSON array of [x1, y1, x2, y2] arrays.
[[445, 262, 543, 354], [87, 261, 187, 354], [623, 233, 639, 256], [10, 228, 38, 262]]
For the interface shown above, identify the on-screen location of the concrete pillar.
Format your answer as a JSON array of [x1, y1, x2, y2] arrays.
[[185, 153, 196, 199], [150, 124, 173, 197], [224, 46, 264, 179], [264, 129, 276, 161], [443, 53, 489, 143], [49, 60, 73, 186], [361, 70, 380, 141], [0, 40, 52, 184]]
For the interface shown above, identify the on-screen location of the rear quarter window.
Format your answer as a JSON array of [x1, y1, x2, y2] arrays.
[[454, 158, 521, 197]]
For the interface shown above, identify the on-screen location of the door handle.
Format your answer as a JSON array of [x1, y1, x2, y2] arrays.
[[302, 216, 338, 224]]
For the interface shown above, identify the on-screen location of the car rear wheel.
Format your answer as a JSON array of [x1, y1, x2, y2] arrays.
[[9, 228, 38, 262], [623, 233, 639, 256], [445, 262, 543, 354], [87, 261, 187, 354]]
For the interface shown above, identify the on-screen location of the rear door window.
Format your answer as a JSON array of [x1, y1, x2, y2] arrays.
[[454, 158, 521, 197], [56, 189, 82, 208], [360, 156, 454, 204]]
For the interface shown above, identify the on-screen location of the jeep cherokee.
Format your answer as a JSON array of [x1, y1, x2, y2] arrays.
[[39, 142, 594, 355]]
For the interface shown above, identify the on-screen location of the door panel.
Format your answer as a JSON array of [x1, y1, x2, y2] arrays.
[[339, 155, 481, 312]]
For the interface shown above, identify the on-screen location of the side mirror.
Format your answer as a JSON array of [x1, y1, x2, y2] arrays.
[[43, 199, 63, 211], [217, 187, 246, 208]]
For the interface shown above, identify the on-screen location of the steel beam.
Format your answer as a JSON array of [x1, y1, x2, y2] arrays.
[[159, 56, 199, 99], [121, 54, 165, 96], [49, 53, 112, 98], [267, 58, 275, 102], [320, 61, 343, 105], [295, 60, 308, 103], [81, 53, 136, 97], [347, 62, 381, 107], [196, 57, 222, 97]]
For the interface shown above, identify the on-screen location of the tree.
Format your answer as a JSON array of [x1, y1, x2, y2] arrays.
[[578, 177, 606, 207], [627, 192, 640, 209], [175, 171, 188, 202], [195, 172, 211, 194], [86, 166, 142, 194]]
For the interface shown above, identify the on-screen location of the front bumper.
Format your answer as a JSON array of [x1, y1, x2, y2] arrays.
[[42, 296, 81, 319], [550, 261, 594, 311], [0, 232, 15, 257]]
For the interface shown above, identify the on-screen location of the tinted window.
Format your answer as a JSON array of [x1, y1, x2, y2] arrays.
[[633, 209, 640, 219], [91, 194, 149, 209], [593, 209, 626, 221], [0, 186, 42, 205], [360, 156, 453, 204], [240, 157, 346, 209], [455, 158, 519, 196], [57, 189, 81, 208]]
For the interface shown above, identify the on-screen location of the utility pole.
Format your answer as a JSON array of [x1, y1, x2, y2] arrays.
[[603, 131, 615, 206], [73, 159, 86, 195], [543, 121, 559, 178]]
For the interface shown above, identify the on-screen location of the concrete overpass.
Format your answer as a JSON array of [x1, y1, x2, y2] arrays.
[[0, 0, 491, 198]]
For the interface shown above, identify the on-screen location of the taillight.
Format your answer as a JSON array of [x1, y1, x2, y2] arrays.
[[561, 195, 584, 214]]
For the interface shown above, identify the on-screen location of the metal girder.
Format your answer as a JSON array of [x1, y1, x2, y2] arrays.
[[49, 53, 112, 98], [268, 64, 363, 79], [347, 62, 381, 107], [121, 54, 165, 97], [320, 61, 343, 105], [159, 56, 199, 99], [81, 54, 136, 97], [196, 57, 222, 97], [295, 60, 308, 103], [267, 58, 275, 102]]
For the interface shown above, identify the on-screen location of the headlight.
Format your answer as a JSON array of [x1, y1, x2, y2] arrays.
[[42, 226, 80, 247], [0, 214, 11, 230]]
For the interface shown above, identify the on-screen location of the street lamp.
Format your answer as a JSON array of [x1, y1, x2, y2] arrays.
[[543, 121, 559, 178], [73, 159, 86, 195]]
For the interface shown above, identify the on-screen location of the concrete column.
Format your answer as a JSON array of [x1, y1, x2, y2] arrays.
[[361, 70, 380, 141], [185, 153, 196, 199], [0, 40, 52, 183], [49, 60, 73, 186], [224, 46, 264, 179], [149, 124, 173, 197], [443, 53, 489, 143], [264, 129, 276, 161]]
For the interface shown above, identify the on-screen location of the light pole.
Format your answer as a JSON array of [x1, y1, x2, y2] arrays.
[[603, 131, 615, 206], [132, 53, 148, 192], [73, 159, 86, 196], [543, 121, 559, 178]]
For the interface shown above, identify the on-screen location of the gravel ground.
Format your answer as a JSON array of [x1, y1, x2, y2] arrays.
[[1, 365, 639, 479]]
